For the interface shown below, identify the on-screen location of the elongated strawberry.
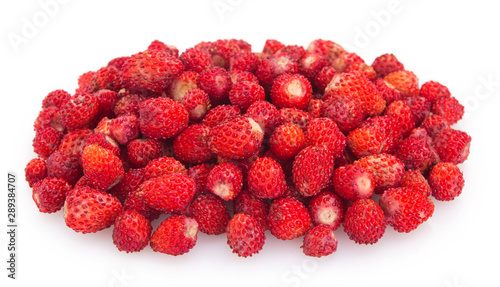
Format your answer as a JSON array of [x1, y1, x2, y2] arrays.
[[81, 144, 124, 190], [293, 145, 335, 197], [206, 162, 243, 201], [139, 97, 189, 139], [343, 198, 386, 244], [302, 224, 338, 257], [247, 157, 287, 199], [188, 194, 231, 235], [268, 197, 312, 240], [150, 215, 199, 256], [226, 213, 266, 257], [112, 210, 152, 253], [136, 174, 195, 213]]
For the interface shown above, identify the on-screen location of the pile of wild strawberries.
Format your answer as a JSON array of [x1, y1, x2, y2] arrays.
[[25, 39, 471, 258]]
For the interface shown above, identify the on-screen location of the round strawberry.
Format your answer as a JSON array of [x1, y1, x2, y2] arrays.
[[428, 162, 464, 201], [93, 89, 119, 118], [63, 186, 123, 233], [32, 177, 71, 213], [229, 81, 266, 112], [419, 81, 451, 103], [384, 100, 415, 137], [229, 50, 260, 73], [197, 66, 233, 104], [343, 198, 386, 245], [33, 107, 65, 133], [173, 124, 213, 164], [188, 163, 214, 197], [206, 162, 243, 201], [354, 153, 405, 194], [371, 53, 404, 78], [84, 133, 120, 156], [384, 70, 419, 97], [321, 93, 367, 134], [372, 78, 403, 105], [46, 150, 82, 186], [271, 73, 312, 110], [58, 128, 94, 158], [268, 197, 312, 240], [380, 187, 434, 233], [279, 107, 312, 131], [42, 89, 71, 109], [150, 215, 199, 256], [421, 114, 450, 138], [305, 117, 346, 159], [202, 105, 241, 128], [179, 48, 214, 73], [143, 156, 187, 180], [302, 225, 338, 258], [136, 174, 195, 213], [109, 168, 145, 203], [25, 158, 47, 188], [246, 100, 281, 136], [123, 190, 161, 221], [181, 88, 211, 122], [60, 93, 99, 130], [81, 144, 124, 191], [247, 157, 287, 199], [433, 128, 471, 165], [139, 97, 189, 139], [32, 127, 63, 159], [269, 123, 306, 160], [126, 138, 162, 168], [432, 96, 464, 125], [233, 190, 270, 230], [394, 130, 439, 173], [292, 145, 335, 197], [307, 189, 345, 230], [188, 194, 231, 235], [112, 210, 152, 253], [332, 164, 374, 201], [109, 114, 140, 145], [114, 94, 144, 117], [400, 169, 432, 197], [401, 96, 431, 126], [307, 39, 345, 64], [226, 213, 266, 258]]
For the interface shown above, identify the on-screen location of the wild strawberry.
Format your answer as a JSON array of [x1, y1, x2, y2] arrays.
[[268, 197, 312, 240], [150, 215, 199, 256], [25, 158, 47, 188], [269, 123, 306, 160], [180, 48, 214, 73], [46, 150, 82, 186], [125, 139, 161, 168], [307, 99, 323, 118], [63, 186, 123, 233], [233, 190, 270, 230], [246, 100, 281, 136], [110, 114, 140, 145], [208, 116, 264, 160], [314, 66, 337, 93], [279, 107, 312, 131], [307, 39, 346, 64], [143, 156, 187, 180], [402, 96, 432, 126], [108, 168, 145, 203], [147, 40, 179, 57], [207, 162, 243, 201], [229, 50, 260, 73], [84, 133, 120, 156], [169, 71, 199, 102], [308, 189, 345, 230], [293, 145, 335, 197], [302, 224, 338, 257], [271, 73, 312, 110], [371, 53, 405, 78], [262, 39, 285, 55], [94, 117, 113, 135], [384, 100, 415, 137], [305, 117, 346, 159], [58, 128, 94, 158], [139, 97, 189, 139], [113, 94, 145, 117], [188, 194, 231, 235], [123, 189, 161, 221], [107, 56, 129, 70], [202, 105, 241, 128], [257, 54, 300, 90], [354, 153, 405, 194], [428, 162, 465, 201], [33, 107, 65, 133], [332, 164, 374, 201], [60, 93, 99, 130], [42, 89, 71, 109], [298, 52, 328, 82], [32, 177, 71, 213], [372, 78, 403, 105], [136, 174, 195, 213], [188, 163, 214, 197], [379, 187, 434, 233], [433, 128, 471, 164], [33, 127, 63, 159], [344, 61, 377, 81], [173, 124, 212, 164], [91, 67, 121, 92], [325, 72, 386, 116], [226, 213, 266, 257], [431, 96, 464, 125], [112, 210, 152, 253], [76, 71, 95, 94], [400, 169, 432, 197], [182, 88, 211, 122], [82, 144, 124, 190], [229, 81, 266, 112], [419, 81, 451, 103], [229, 70, 259, 84], [120, 49, 183, 95], [321, 93, 367, 134], [197, 66, 233, 105], [343, 198, 386, 244], [384, 70, 419, 97], [276, 45, 306, 61], [247, 157, 287, 199], [331, 52, 364, 72], [421, 114, 450, 138], [394, 129, 439, 173]]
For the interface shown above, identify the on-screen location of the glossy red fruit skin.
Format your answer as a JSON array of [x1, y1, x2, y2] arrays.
[[60, 93, 99, 130], [432, 96, 464, 125], [226, 213, 266, 258], [188, 194, 231, 235], [428, 162, 465, 201], [143, 156, 187, 180], [112, 210, 152, 253], [197, 66, 233, 105], [246, 100, 281, 136], [81, 144, 124, 191], [271, 73, 313, 110], [332, 164, 374, 201], [433, 128, 471, 165], [292, 146, 335, 197], [247, 157, 287, 199], [180, 48, 214, 73], [308, 190, 345, 230], [46, 150, 82, 186], [305, 117, 346, 159], [419, 81, 451, 103], [321, 93, 367, 134], [139, 97, 189, 139], [371, 53, 404, 78], [302, 224, 338, 258], [394, 130, 439, 174], [25, 158, 47, 188], [109, 168, 146, 203], [150, 215, 199, 256], [354, 153, 405, 194], [268, 197, 312, 240], [126, 138, 162, 168], [173, 124, 213, 165], [269, 123, 306, 161], [400, 170, 432, 197], [343, 198, 386, 245], [32, 177, 71, 213], [206, 162, 243, 201], [202, 105, 241, 128], [229, 81, 266, 112], [233, 190, 270, 230], [384, 70, 419, 97]]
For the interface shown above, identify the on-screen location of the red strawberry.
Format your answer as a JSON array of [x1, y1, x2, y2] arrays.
[[139, 97, 189, 139], [343, 198, 386, 244], [113, 94, 145, 117], [169, 71, 200, 102], [173, 124, 213, 164], [331, 52, 364, 72], [25, 158, 47, 187], [380, 187, 434, 233], [332, 164, 374, 201], [46, 150, 82, 186], [91, 66, 121, 93], [229, 70, 259, 84], [58, 129, 94, 158], [247, 157, 287, 199], [229, 50, 260, 73], [109, 168, 145, 203], [433, 128, 471, 164], [268, 197, 312, 240], [394, 129, 439, 173], [384, 100, 415, 137], [402, 96, 431, 126], [32, 177, 71, 213], [321, 93, 367, 134], [269, 123, 306, 160], [188, 163, 214, 197], [188, 194, 231, 235], [60, 93, 99, 130], [421, 114, 450, 138], [76, 71, 95, 94], [246, 100, 281, 136], [305, 117, 346, 159], [147, 40, 179, 56], [112, 210, 152, 253], [226, 213, 266, 257], [33, 127, 63, 159], [233, 190, 270, 230], [293, 145, 335, 197], [126, 138, 162, 168], [262, 39, 285, 55], [298, 52, 328, 82], [107, 56, 129, 70], [271, 73, 312, 110], [181, 88, 211, 122], [94, 117, 113, 135], [93, 89, 120, 120], [255, 54, 299, 91], [384, 70, 419, 97], [197, 66, 233, 104], [354, 153, 405, 194], [371, 53, 404, 78], [136, 174, 195, 213], [81, 144, 124, 190], [33, 107, 65, 133], [202, 105, 241, 128], [314, 66, 338, 94], [84, 133, 120, 156], [302, 224, 338, 257], [372, 78, 403, 105], [109, 114, 140, 145], [143, 156, 187, 180], [307, 99, 323, 118], [208, 116, 264, 160], [179, 48, 214, 73], [150, 215, 199, 256], [419, 81, 451, 103], [207, 162, 243, 201], [123, 190, 161, 221], [428, 162, 464, 201], [307, 39, 346, 64], [400, 169, 432, 197], [229, 81, 266, 112], [42, 89, 71, 109], [120, 49, 183, 95], [63, 186, 123, 233], [279, 107, 312, 131], [276, 45, 306, 61], [431, 96, 464, 125], [307, 189, 345, 230]]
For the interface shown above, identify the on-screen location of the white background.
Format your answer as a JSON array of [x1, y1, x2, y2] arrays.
[[1, 1, 499, 287]]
